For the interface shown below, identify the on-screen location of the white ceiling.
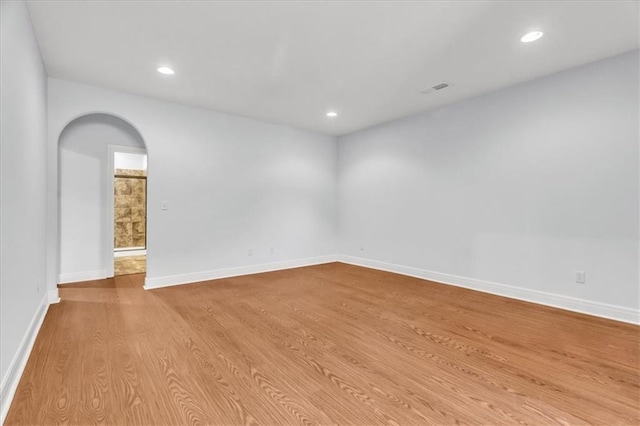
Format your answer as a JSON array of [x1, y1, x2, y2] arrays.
[[27, 1, 639, 136]]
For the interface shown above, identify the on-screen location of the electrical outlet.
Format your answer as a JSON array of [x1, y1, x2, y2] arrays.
[[248, 248, 253, 256], [161, 201, 169, 211], [575, 271, 586, 284]]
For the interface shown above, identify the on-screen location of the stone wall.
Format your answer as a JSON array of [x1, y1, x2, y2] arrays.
[[114, 169, 146, 249]]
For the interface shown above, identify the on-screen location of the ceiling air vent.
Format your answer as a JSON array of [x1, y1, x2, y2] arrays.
[[420, 82, 452, 95]]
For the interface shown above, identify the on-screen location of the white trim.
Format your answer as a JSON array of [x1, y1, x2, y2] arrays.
[[58, 269, 107, 284], [144, 255, 338, 290], [106, 145, 147, 278], [0, 295, 49, 424], [114, 249, 146, 257], [338, 255, 640, 325]]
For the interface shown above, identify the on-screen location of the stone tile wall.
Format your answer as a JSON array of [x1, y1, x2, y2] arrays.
[[114, 169, 146, 249]]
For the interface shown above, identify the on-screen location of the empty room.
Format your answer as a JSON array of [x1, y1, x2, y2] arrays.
[[1, 0, 638, 424]]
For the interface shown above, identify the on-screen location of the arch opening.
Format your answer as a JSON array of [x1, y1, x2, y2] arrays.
[[57, 113, 148, 283]]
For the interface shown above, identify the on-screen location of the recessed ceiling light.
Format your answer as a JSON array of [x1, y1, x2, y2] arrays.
[[326, 111, 338, 117], [157, 66, 175, 75], [520, 31, 543, 43]]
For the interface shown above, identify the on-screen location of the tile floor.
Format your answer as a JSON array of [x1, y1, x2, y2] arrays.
[[114, 255, 146, 276]]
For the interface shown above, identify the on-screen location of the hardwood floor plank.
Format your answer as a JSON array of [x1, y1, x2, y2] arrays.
[[5, 263, 639, 425]]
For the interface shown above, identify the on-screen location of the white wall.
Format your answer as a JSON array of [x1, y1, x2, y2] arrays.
[[115, 152, 147, 171], [48, 79, 338, 289], [59, 114, 145, 282], [338, 50, 639, 320], [44, 37, 636, 322], [0, 0, 49, 416]]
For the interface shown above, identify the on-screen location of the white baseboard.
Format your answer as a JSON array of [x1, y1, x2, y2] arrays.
[[338, 255, 639, 325], [0, 294, 50, 424], [114, 249, 146, 257], [144, 255, 339, 290], [58, 269, 107, 284]]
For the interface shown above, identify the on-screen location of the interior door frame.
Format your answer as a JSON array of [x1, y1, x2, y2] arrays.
[[106, 145, 147, 277]]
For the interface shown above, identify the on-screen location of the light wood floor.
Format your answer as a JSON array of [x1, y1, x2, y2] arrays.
[[5, 263, 639, 425]]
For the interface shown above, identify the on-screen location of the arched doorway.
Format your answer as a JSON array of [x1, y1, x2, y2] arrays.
[[58, 113, 148, 283]]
